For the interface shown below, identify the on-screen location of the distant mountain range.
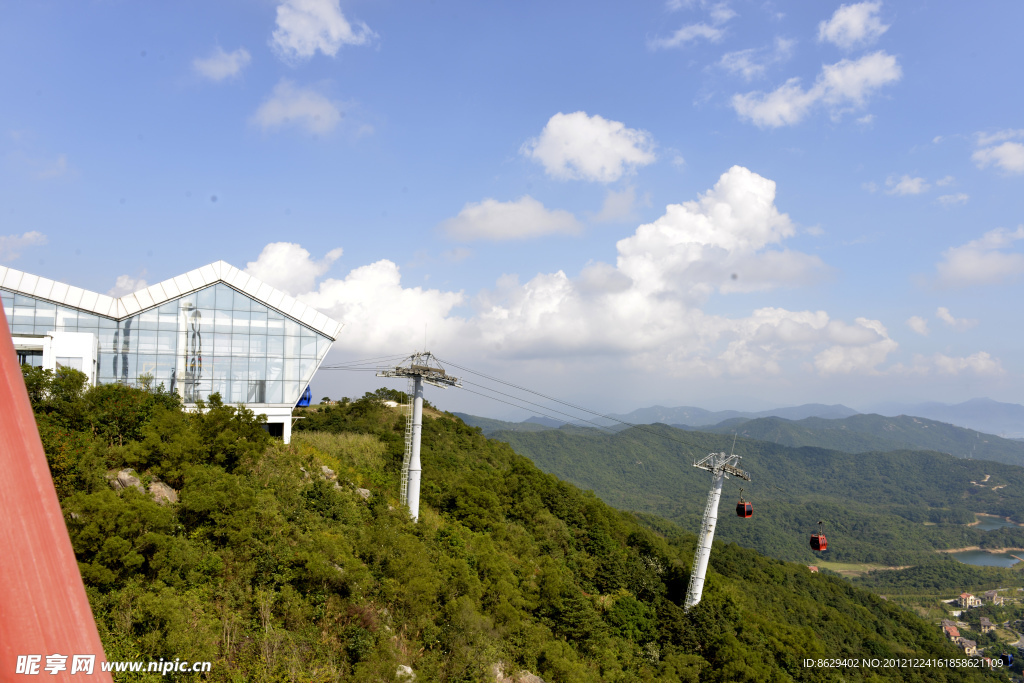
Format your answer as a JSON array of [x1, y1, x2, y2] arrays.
[[598, 402, 860, 427], [689, 413, 1024, 467], [869, 398, 1024, 438], [461, 398, 1024, 440]]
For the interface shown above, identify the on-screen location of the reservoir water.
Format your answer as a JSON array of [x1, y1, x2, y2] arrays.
[[951, 550, 1022, 568], [973, 514, 1021, 531]]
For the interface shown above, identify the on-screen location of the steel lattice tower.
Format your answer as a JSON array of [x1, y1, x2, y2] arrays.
[[377, 352, 460, 522], [684, 451, 750, 611]]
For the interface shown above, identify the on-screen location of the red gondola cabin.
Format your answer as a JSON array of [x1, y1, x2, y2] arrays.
[[810, 521, 828, 551], [736, 488, 752, 518]]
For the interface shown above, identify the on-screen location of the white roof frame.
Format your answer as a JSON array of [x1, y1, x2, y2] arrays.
[[0, 260, 344, 340]]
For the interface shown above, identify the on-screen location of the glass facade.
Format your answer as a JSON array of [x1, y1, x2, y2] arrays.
[[1, 282, 331, 405]]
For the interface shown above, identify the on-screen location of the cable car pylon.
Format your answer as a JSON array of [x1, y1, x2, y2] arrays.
[[377, 352, 460, 522], [684, 449, 750, 612]]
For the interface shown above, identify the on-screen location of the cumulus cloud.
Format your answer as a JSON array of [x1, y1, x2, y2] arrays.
[[817, 1, 889, 49], [251, 80, 343, 135], [278, 167, 901, 380], [813, 317, 897, 375], [301, 259, 469, 352], [894, 352, 1004, 376], [935, 175, 954, 186], [885, 175, 929, 195], [935, 226, 1024, 288], [719, 37, 796, 81], [907, 316, 929, 336], [271, 0, 375, 62], [245, 242, 344, 295], [440, 196, 582, 241], [522, 112, 656, 183], [973, 141, 1024, 174], [108, 273, 148, 297], [193, 47, 251, 81], [732, 51, 901, 127], [0, 231, 47, 261], [938, 193, 969, 206], [615, 166, 828, 300], [936, 306, 978, 331]]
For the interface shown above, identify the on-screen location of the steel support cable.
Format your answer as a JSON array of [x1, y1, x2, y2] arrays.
[[434, 356, 649, 432], [457, 386, 620, 433], [442, 363, 708, 450], [319, 353, 410, 369], [458, 378, 673, 436]]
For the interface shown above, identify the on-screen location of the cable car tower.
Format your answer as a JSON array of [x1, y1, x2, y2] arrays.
[[377, 352, 460, 522], [684, 451, 750, 611]]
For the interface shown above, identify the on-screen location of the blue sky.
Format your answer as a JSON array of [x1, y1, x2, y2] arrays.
[[3, 0, 1024, 416]]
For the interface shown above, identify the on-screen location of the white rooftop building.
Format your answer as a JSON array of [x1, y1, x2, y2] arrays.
[[1, 261, 343, 443]]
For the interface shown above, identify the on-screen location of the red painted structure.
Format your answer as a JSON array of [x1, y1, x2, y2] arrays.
[[810, 520, 828, 552], [0, 306, 113, 681]]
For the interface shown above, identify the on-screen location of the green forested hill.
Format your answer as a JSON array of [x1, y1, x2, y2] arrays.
[[690, 414, 1024, 467], [24, 371, 1007, 681], [491, 424, 1024, 566]]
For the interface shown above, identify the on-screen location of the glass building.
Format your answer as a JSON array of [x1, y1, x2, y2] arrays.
[[1, 261, 342, 442]]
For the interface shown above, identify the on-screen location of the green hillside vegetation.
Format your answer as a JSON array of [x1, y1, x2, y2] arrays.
[[691, 414, 1024, 467], [21, 368, 1006, 682], [490, 424, 1024, 568]]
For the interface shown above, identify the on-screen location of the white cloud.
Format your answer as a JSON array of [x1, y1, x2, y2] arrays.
[[440, 196, 581, 241], [935, 226, 1024, 287], [719, 37, 795, 81], [885, 174, 929, 195], [280, 167, 898, 380], [731, 51, 901, 128], [0, 231, 47, 261], [933, 352, 1002, 375], [895, 352, 1004, 376], [193, 47, 251, 81], [593, 186, 641, 223], [301, 259, 468, 353], [936, 306, 978, 331], [938, 193, 969, 206], [649, 23, 724, 49], [615, 165, 828, 300], [935, 175, 954, 186], [906, 316, 929, 336], [271, 0, 375, 62], [972, 141, 1024, 174], [649, 2, 734, 49], [108, 273, 147, 297], [251, 80, 343, 135], [813, 318, 898, 375], [976, 129, 1024, 147], [856, 114, 874, 125], [817, 1, 889, 50], [522, 112, 656, 183], [245, 242, 344, 295]]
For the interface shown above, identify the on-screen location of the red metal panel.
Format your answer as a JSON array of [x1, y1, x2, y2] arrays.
[[0, 306, 113, 680]]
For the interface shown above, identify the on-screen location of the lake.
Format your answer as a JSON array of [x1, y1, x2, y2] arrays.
[[951, 550, 1022, 568], [974, 514, 1022, 531]]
